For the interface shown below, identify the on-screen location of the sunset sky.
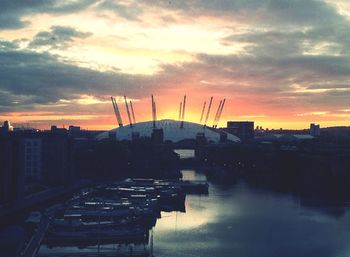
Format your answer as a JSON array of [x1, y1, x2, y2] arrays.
[[1, 0, 350, 130]]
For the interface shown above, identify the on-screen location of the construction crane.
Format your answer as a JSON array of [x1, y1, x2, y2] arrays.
[[129, 100, 136, 124], [180, 95, 186, 128], [204, 96, 213, 127], [199, 101, 206, 123], [215, 98, 226, 128], [151, 94, 157, 128], [124, 96, 133, 127], [213, 100, 223, 128], [111, 96, 123, 127]]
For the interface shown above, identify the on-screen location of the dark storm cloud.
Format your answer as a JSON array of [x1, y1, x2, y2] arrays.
[[196, 54, 350, 82], [96, 0, 142, 20], [1, 43, 349, 113], [151, 52, 350, 109], [142, 0, 344, 25], [0, 40, 19, 50], [0, 0, 95, 30], [224, 26, 350, 59], [29, 26, 92, 49], [0, 46, 156, 112], [0, 14, 29, 29], [223, 30, 307, 58], [0, 91, 19, 108]]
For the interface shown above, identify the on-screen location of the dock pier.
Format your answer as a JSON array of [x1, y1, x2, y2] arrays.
[[35, 249, 149, 257]]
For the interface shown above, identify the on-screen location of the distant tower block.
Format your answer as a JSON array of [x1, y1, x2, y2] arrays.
[[151, 128, 164, 144], [3, 121, 11, 131], [226, 121, 254, 141], [1, 120, 13, 133], [310, 123, 320, 136]]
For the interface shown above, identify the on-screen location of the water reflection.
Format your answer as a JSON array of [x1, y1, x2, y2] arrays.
[[156, 170, 213, 231], [153, 169, 350, 257], [39, 243, 148, 256], [181, 169, 206, 181], [173, 149, 195, 159], [37, 167, 350, 257]]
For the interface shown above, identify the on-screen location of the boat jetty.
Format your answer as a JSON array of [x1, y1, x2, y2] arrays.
[[27, 178, 208, 256]]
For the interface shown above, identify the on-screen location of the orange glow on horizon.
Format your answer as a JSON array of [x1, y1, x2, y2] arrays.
[[2, 90, 350, 131], [3, 99, 350, 131]]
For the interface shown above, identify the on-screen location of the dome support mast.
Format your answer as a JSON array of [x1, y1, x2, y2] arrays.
[[204, 96, 213, 128], [213, 100, 223, 128], [111, 96, 123, 127], [124, 95, 133, 127], [180, 95, 186, 128], [199, 101, 206, 124], [130, 100, 136, 124], [178, 101, 182, 121], [151, 94, 157, 129], [215, 98, 226, 128]]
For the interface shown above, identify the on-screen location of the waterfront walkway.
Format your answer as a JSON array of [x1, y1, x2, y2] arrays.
[[19, 205, 62, 257], [35, 249, 150, 257], [19, 214, 51, 257]]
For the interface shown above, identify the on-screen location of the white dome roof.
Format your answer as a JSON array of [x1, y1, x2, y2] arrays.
[[97, 119, 241, 143]]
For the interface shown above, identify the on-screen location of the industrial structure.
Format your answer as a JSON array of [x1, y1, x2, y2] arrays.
[[97, 119, 241, 143], [101, 95, 240, 143]]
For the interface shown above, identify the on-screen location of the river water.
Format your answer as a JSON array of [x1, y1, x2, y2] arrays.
[[152, 150, 350, 257], [153, 169, 350, 257], [39, 150, 350, 257]]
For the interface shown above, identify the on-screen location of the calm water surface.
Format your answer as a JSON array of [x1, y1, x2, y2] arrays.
[[173, 149, 195, 160], [154, 169, 350, 257], [39, 150, 350, 257]]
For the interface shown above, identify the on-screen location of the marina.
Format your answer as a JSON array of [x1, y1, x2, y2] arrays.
[[33, 169, 350, 257], [24, 175, 208, 256]]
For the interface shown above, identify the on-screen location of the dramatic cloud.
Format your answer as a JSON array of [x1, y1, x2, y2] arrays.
[[96, 0, 143, 20], [0, 0, 350, 129], [0, 47, 156, 109], [0, 0, 95, 30], [29, 26, 92, 49], [139, 0, 345, 26]]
